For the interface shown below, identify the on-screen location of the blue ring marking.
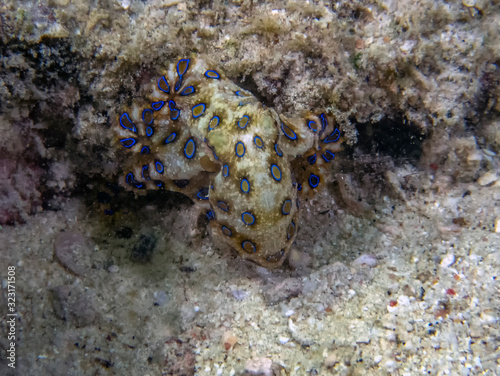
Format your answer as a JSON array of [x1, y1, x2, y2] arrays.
[[254, 136, 264, 149], [322, 150, 335, 162], [240, 178, 250, 193], [104, 209, 114, 216], [241, 240, 256, 253], [119, 113, 137, 133], [151, 101, 165, 111], [125, 172, 144, 189], [274, 143, 283, 156], [196, 187, 209, 200], [222, 164, 229, 177], [155, 160, 164, 174], [180, 85, 195, 96], [308, 154, 317, 165], [119, 138, 136, 148], [192, 103, 206, 118], [282, 199, 292, 215], [142, 109, 154, 125], [146, 126, 154, 137], [140, 146, 150, 154], [324, 128, 341, 143], [158, 76, 170, 94], [184, 138, 196, 159], [235, 142, 246, 157], [287, 221, 295, 240], [176, 58, 190, 77], [297, 183, 302, 191], [270, 164, 282, 181], [206, 210, 215, 221], [205, 70, 220, 79], [238, 115, 250, 129], [307, 120, 318, 132], [170, 109, 180, 120], [319, 113, 328, 133], [168, 100, 177, 111], [241, 212, 255, 225], [217, 201, 229, 211], [208, 115, 220, 131], [165, 132, 177, 144], [156, 181, 165, 188], [308, 174, 320, 188], [281, 122, 298, 140], [222, 226, 232, 237]]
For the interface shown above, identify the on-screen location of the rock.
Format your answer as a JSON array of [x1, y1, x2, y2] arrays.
[[130, 234, 157, 263], [244, 357, 273, 376], [262, 277, 302, 305], [51, 285, 98, 327], [54, 230, 91, 276]]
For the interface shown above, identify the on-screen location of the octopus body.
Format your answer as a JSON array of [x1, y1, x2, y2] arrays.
[[113, 57, 341, 268]]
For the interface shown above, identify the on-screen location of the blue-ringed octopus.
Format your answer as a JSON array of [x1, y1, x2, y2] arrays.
[[113, 57, 342, 268]]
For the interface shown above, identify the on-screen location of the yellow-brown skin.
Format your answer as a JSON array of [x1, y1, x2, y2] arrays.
[[113, 57, 341, 268]]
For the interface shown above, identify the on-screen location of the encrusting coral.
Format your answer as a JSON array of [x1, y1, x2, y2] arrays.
[[113, 57, 342, 268]]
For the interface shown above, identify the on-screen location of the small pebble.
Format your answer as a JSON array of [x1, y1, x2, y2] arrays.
[[51, 285, 97, 327], [108, 264, 119, 273], [477, 171, 497, 186], [54, 230, 91, 276], [222, 331, 238, 351], [440, 254, 456, 268], [244, 357, 273, 376], [324, 353, 337, 368], [352, 254, 377, 267]]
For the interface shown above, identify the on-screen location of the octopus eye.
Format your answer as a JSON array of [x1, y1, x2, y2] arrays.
[[119, 138, 136, 148], [158, 76, 170, 94], [241, 212, 255, 225], [151, 101, 165, 111], [322, 150, 335, 162], [205, 70, 220, 79], [270, 164, 282, 181], [237, 115, 250, 129], [240, 178, 250, 193], [142, 109, 154, 125], [307, 154, 317, 165], [254, 135, 264, 149], [184, 138, 196, 159], [241, 240, 256, 254], [192, 103, 206, 118], [323, 128, 341, 143], [180, 86, 195, 96], [119, 113, 137, 133], [173, 179, 189, 188], [281, 122, 297, 140], [235, 142, 246, 157], [282, 199, 292, 215], [308, 174, 320, 188]]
